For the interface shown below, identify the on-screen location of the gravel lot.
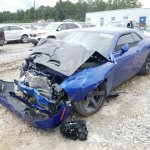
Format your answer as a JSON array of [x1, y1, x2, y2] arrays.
[[0, 43, 150, 150]]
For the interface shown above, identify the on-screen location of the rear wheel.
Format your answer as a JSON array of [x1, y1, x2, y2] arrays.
[[21, 35, 28, 43], [73, 84, 106, 116], [140, 53, 150, 75]]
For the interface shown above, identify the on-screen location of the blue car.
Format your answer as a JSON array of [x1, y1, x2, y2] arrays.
[[0, 27, 150, 130]]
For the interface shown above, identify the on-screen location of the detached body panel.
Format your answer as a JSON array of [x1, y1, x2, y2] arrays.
[[0, 81, 72, 130]]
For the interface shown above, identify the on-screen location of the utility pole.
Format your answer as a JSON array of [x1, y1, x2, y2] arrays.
[[34, 0, 36, 21]]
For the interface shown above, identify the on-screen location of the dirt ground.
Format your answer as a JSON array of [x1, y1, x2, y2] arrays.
[[0, 43, 149, 150]]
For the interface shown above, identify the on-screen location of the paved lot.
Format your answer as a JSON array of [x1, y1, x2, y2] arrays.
[[0, 43, 149, 150]]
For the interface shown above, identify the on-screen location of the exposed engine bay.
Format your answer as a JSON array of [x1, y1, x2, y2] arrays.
[[18, 70, 67, 115]]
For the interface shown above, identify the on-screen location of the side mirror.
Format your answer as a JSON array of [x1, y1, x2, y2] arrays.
[[57, 27, 61, 31], [120, 44, 129, 55]]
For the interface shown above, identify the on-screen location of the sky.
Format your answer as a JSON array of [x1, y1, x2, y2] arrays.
[[0, 0, 149, 12]]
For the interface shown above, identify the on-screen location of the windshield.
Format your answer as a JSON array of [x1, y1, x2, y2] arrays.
[[43, 23, 59, 30], [63, 32, 114, 57]]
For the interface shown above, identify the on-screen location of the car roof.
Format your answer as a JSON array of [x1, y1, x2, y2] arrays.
[[50, 22, 79, 24], [75, 27, 139, 35], [49, 22, 81, 27], [55, 27, 146, 41]]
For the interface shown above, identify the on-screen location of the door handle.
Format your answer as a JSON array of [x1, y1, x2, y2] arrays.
[[136, 50, 140, 53]]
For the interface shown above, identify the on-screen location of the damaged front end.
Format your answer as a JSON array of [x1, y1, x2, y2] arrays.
[[0, 74, 72, 130], [0, 39, 115, 130]]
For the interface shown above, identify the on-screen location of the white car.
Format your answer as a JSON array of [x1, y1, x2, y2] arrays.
[[29, 22, 82, 45], [0, 24, 30, 43]]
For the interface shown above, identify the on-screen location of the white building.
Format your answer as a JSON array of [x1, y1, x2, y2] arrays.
[[86, 8, 150, 27]]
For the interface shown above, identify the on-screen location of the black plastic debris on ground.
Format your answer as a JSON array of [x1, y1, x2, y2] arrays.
[[108, 91, 119, 98], [60, 120, 88, 141]]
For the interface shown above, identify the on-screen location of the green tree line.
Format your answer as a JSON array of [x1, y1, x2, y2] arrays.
[[0, 0, 142, 23]]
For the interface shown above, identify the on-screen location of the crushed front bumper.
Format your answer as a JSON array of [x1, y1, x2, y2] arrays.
[[0, 80, 72, 130]]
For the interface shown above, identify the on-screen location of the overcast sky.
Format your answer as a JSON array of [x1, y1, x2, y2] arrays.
[[0, 0, 149, 12]]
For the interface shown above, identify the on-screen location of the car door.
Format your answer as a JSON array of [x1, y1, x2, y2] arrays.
[[131, 32, 146, 70], [112, 33, 142, 88], [9, 26, 23, 40]]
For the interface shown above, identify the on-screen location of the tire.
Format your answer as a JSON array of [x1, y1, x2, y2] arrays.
[[21, 35, 28, 43], [72, 84, 106, 116], [140, 53, 150, 75]]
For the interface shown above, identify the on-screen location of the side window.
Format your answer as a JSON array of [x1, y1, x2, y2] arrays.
[[132, 33, 142, 43], [115, 34, 135, 52], [66, 23, 79, 29], [10, 26, 23, 30], [58, 24, 67, 31], [2, 26, 10, 31]]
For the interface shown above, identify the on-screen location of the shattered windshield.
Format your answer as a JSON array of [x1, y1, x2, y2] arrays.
[[63, 32, 114, 57]]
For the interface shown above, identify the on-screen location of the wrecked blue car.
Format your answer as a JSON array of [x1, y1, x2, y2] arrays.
[[1, 28, 150, 130]]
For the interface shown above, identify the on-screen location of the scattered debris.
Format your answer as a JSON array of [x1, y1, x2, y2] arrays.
[[60, 120, 88, 141], [108, 92, 120, 98]]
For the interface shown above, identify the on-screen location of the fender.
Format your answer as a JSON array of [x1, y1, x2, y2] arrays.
[[60, 62, 115, 101]]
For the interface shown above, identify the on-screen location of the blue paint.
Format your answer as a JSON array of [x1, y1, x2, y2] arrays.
[[0, 94, 72, 130], [17, 82, 55, 107], [60, 62, 115, 100]]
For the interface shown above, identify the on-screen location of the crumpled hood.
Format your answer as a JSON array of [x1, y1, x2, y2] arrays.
[[29, 39, 95, 76]]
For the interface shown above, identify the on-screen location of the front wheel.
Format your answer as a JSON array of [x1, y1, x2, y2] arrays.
[[140, 53, 150, 75], [21, 35, 28, 43], [72, 84, 106, 116]]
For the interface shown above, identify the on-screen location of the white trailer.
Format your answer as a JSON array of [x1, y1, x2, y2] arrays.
[[86, 8, 150, 27]]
